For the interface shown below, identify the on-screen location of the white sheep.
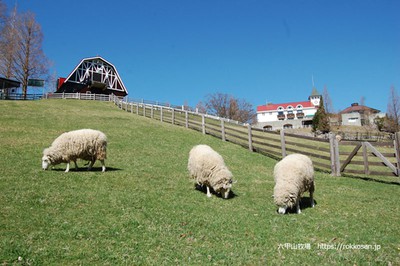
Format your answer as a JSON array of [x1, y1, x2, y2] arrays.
[[42, 129, 107, 172], [273, 153, 315, 214], [187, 144, 234, 199]]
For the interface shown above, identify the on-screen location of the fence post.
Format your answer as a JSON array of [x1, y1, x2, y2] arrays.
[[130, 103, 133, 113], [247, 124, 253, 152], [143, 104, 146, 117], [221, 120, 226, 141], [136, 103, 139, 114], [160, 106, 163, 122], [151, 105, 154, 119], [394, 132, 400, 176], [329, 133, 341, 176], [280, 129, 286, 157], [362, 142, 370, 175], [185, 111, 188, 129], [172, 109, 175, 125], [202, 114, 206, 134], [334, 136, 341, 176]]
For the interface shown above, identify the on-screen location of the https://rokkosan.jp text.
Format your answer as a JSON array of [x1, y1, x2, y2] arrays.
[[278, 243, 381, 251]]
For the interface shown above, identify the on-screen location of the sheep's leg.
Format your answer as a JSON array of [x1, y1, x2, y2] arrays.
[[296, 200, 301, 214], [88, 159, 95, 170], [310, 182, 315, 208], [100, 159, 106, 172], [65, 162, 70, 173], [206, 186, 212, 198], [73, 160, 78, 170]]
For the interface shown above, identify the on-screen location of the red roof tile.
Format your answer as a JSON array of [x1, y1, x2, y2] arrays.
[[257, 101, 315, 112]]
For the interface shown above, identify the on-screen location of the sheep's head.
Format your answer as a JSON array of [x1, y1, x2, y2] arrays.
[[42, 155, 51, 170], [219, 181, 232, 199], [274, 192, 297, 214], [42, 148, 53, 170], [214, 168, 235, 199]]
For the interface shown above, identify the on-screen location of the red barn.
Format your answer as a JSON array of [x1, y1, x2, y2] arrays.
[[56, 56, 128, 97]]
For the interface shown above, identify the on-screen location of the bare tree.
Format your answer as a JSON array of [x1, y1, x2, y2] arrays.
[[195, 100, 207, 114], [13, 12, 49, 99], [0, 5, 19, 79], [322, 85, 334, 114], [386, 85, 400, 132], [204, 93, 255, 123], [0, 0, 6, 25], [359, 96, 365, 106], [205, 93, 230, 118]]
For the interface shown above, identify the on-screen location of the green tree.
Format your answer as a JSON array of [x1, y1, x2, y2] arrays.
[[312, 97, 330, 133]]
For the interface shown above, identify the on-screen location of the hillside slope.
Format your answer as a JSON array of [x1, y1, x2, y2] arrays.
[[0, 99, 398, 265]]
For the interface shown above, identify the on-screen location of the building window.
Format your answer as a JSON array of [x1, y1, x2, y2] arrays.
[[263, 125, 273, 131]]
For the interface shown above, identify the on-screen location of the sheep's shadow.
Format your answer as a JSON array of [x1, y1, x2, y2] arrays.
[[50, 166, 121, 172], [280, 197, 317, 214], [194, 184, 237, 199]]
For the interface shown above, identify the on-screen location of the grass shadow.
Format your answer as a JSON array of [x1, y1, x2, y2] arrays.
[[278, 197, 317, 214], [342, 173, 400, 186], [194, 184, 237, 199], [50, 166, 122, 172]]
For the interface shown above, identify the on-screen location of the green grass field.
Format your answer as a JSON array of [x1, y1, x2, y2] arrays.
[[0, 99, 399, 265]]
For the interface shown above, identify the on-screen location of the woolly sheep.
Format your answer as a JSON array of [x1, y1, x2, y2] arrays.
[[273, 153, 315, 214], [187, 144, 234, 199], [42, 129, 107, 172]]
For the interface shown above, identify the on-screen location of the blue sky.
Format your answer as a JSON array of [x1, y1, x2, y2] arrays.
[[4, 0, 399, 112]]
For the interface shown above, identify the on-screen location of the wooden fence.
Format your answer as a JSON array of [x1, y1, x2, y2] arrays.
[[39, 93, 400, 179], [0, 92, 43, 100], [109, 95, 400, 179]]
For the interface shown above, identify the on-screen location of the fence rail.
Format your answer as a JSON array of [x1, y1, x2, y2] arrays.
[[45, 92, 113, 101], [0, 93, 43, 100]]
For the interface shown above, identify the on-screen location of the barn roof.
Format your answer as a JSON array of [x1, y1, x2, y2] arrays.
[[56, 56, 128, 96]]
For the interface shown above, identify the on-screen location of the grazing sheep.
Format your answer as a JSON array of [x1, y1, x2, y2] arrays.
[[188, 144, 234, 199], [273, 153, 315, 214], [42, 129, 107, 172]]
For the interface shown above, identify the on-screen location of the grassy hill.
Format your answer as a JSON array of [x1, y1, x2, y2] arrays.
[[0, 99, 399, 265]]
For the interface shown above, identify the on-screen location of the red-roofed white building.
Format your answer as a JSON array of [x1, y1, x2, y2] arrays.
[[256, 88, 321, 130]]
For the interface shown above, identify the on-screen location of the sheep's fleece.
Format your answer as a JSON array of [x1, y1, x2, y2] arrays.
[[273, 153, 315, 214], [42, 129, 107, 172], [187, 144, 234, 198]]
